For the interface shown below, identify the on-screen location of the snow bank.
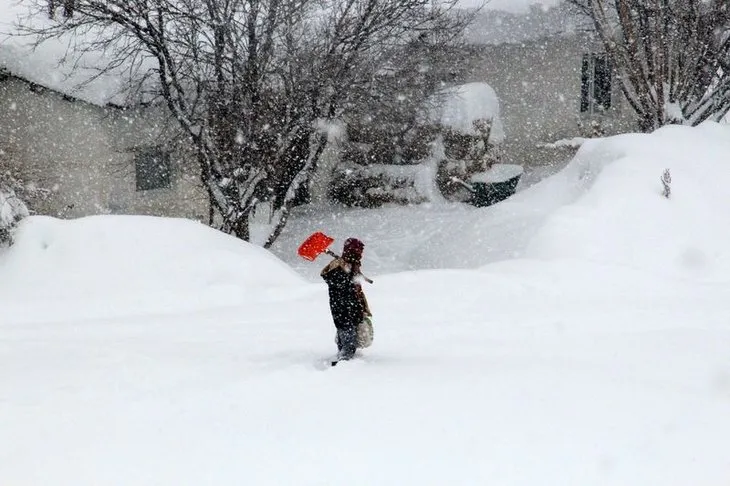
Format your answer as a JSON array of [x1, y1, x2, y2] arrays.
[[0, 215, 302, 321], [408, 122, 730, 283], [526, 122, 730, 282], [427, 82, 506, 143]]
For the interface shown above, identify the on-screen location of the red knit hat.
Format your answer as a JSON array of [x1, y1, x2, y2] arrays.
[[342, 237, 364, 262]]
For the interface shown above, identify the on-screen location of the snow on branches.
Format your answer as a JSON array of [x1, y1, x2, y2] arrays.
[[21, 0, 469, 246]]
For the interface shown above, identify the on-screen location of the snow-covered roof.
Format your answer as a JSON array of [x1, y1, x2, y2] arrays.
[[0, 0, 151, 107], [476, 0, 560, 14], [461, 2, 584, 46]]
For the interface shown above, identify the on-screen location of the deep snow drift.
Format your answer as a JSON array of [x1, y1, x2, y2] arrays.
[[2, 123, 730, 485], [0, 215, 302, 322]]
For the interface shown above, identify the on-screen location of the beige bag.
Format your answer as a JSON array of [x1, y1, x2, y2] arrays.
[[357, 316, 374, 348]]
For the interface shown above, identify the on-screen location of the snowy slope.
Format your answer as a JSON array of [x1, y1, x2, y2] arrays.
[[2, 123, 730, 485], [0, 215, 302, 322]]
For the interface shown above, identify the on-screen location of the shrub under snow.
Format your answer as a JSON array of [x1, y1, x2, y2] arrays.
[[0, 182, 29, 246]]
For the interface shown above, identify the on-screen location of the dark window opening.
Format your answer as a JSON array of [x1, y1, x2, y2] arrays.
[[581, 53, 612, 114], [135, 147, 171, 191]]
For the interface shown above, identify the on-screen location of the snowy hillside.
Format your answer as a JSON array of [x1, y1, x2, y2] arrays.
[[2, 123, 730, 485], [0, 215, 302, 322]]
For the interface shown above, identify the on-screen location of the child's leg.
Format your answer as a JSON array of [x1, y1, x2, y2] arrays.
[[337, 326, 357, 360]]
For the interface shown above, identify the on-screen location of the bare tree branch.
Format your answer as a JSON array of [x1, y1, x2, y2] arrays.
[[15, 0, 468, 243], [567, 0, 730, 131]]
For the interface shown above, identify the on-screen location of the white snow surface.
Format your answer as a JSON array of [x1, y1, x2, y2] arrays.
[[3, 123, 730, 484], [471, 163, 524, 183], [0, 215, 302, 322]]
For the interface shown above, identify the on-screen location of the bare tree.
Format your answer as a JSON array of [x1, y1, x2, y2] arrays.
[[567, 0, 730, 131], [19, 0, 465, 246]]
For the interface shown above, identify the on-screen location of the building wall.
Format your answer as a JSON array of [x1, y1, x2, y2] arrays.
[[461, 34, 639, 168], [0, 75, 208, 221]]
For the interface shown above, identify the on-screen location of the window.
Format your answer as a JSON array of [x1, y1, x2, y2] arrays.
[[135, 147, 171, 191], [581, 53, 612, 114]]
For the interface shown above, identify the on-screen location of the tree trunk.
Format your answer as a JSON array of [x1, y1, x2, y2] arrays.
[[637, 112, 658, 132], [263, 130, 329, 249], [229, 214, 250, 241], [568, 0, 730, 131]]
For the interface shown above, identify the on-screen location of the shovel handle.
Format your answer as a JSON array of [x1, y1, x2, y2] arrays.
[[325, 250, 374, 284]]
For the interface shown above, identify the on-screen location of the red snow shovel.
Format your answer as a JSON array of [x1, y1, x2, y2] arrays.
[[297, 231, 373, 283], [298, 231, 336, 261]]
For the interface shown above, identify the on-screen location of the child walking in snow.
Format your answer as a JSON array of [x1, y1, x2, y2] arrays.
[[320, 238, 371, 362]]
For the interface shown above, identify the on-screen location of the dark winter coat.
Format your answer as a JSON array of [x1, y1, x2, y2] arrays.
[[321, 259, 366, 330]]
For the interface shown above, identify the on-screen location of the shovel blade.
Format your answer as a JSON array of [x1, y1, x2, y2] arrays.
[[297, 231, 335, 261]]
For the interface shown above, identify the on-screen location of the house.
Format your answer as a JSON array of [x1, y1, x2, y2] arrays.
[[0, 2, 208, 221], [0, 70, 208, 220], [457, 3, 638, 170]]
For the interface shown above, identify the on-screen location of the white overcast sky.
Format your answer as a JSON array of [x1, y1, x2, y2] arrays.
[[463, 0, 561, 13]]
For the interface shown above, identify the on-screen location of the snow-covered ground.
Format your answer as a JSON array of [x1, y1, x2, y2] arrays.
[[2, 123, 730, 485]]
